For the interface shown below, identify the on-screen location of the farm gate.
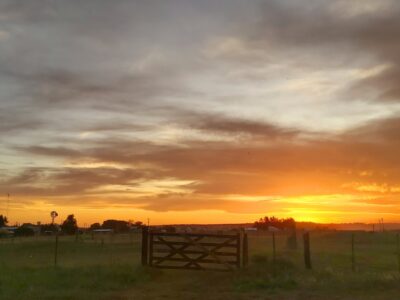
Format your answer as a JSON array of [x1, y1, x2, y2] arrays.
[[141, 227, 248, 271]]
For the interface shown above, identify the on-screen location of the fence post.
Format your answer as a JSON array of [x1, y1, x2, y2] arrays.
[[236, 231, 241, 269], [149, 230, 153, 267], [141, 226, 149, 266], [351, 233, 355, 272], [272, 232, 276, 276], [54, 233, 59, 267], [397, 233, 400, 273], [303, 232, 312, 270], [243, 232, 248, 267]]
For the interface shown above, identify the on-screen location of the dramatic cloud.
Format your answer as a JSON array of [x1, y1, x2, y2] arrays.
[[240, 0, 400, 103], [1, 0, 400, 224]]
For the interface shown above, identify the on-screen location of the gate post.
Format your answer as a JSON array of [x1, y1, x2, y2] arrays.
[[351, 233, 355, 272], [236, 231, 241, 269], [243, 232, 249, 267], [141, 226, 149, 266], [303, 232, 312, 270]]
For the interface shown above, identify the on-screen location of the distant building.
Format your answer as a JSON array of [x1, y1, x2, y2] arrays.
[[0, 226, 15, 236], [268, 226, 280, 232], [92, 229, 114, 234], [21, 223, 41, 235], [244, 227, 258, 232]]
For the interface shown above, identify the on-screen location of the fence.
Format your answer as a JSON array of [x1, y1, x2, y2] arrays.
[[250, 230, 400, 273], [141, 228, 248, 271], [1, 229, 400, 273]]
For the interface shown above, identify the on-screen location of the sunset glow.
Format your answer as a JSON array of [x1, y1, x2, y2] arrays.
[[1, 0, 400, 226]]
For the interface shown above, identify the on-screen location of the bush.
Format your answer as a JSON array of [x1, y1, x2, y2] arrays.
[[61, 214, 78, 235], [40, 223, 58, 234], [14, 226, 35, 237], [102, 220, 129, 233]]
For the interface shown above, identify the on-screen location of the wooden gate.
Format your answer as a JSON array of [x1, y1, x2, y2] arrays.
[[141, 227, 248, 271]]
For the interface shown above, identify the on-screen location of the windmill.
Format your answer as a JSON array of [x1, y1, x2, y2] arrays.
[[50, 211, 58, 224]]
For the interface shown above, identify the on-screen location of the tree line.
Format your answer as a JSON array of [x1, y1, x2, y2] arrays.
[[254, 216, 296, 231], [0, 214, 143, 237]]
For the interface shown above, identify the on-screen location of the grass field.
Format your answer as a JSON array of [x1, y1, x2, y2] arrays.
[[1, 231, 400, 299]]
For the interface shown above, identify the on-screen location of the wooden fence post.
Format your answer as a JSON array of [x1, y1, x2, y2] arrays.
[[141, 226, 149, 266], [236, 231, 241, 269], [149, 230, 153, 267], [351, 233, 355, 272], [243, 232, 248, 267], [397, 233, 400, 273], [303, 232, 312, 270], [272, 232, 276, 275], [54, 233, 59, 267]]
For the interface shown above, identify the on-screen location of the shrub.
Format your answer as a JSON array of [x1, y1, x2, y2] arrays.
[[14, 226, 35, 237]]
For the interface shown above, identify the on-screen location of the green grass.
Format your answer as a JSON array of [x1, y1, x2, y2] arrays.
[[1, 231, 400, 299]]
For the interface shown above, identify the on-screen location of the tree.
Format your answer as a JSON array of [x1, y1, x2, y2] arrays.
[[14, 225, 35, 237], [254, 216, 296, 231], [254, 216, 297, 249], [102, 219, 129, 233], [61, 214, 78, 235], [40, 223, 58, 234], [0, 215, 8, 227], [89, 222, 101, 230]]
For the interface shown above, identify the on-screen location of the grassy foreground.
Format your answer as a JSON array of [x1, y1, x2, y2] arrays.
[[0, 231, 400, 299]]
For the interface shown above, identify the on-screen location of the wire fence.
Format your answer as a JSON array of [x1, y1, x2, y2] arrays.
[[1, 230, 400, 273]]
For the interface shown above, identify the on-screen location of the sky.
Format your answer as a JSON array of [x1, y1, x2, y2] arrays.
[[1, 0, 400, 226]]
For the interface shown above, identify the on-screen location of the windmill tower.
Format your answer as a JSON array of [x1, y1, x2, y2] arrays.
[[50, 211, 58, 224]]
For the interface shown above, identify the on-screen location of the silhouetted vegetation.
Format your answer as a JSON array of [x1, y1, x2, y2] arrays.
[[14, 225, 35, 237], [61, 214, 78, 235], [40, 223, 58, 234], [102, 220, 130, 233], [132, 221, 143, 227], [254, 216, 296, 231], [254, 216, 297, 249], [89, 220, 143, 233], [89, 222, 101, 230], [0, 215, 8, 227], [164, 226, 176, 233]]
